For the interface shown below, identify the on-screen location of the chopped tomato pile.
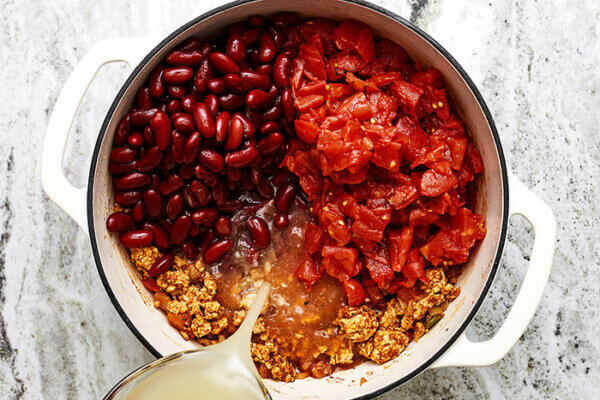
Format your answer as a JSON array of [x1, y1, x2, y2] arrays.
[[285, 19, 486, 305]]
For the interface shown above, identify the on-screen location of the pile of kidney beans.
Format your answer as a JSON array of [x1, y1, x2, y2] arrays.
[[106, 13, 486, 306]]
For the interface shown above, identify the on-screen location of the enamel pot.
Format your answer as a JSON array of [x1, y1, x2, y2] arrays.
[[41, 1, 556, 399]]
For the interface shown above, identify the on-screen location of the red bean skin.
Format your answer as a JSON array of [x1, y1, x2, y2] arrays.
[[136, 87, 153, 110], [137, 147, 162, 172], [208, 52, 240, 74], [274, 214, 289, 229], [166, 50, 204, 66], [117, 172, 151, 190], [179, 163, 194, 179], [148, 254, 174, 277], [190, 180, 211, 205], [183, 131, 201, 164], [198, 149, 225, 173], [142, 189, 162, 219], [212, 180, 229, 205], [173, 113, 195, 133], [149, 67, 165, 98], [171, 215, 192, 245], [119, 229, 153, 248], [178, 37, 202, 51], [242, 28, 262, 45], [110, 147, 137, 163], [142, 222, 170, 249], [225, 147, 259, 168], [217, 200, 242, 213], [256, 177, 274, 199], [258, 132, 283, 155], [246, 216, 270, 249], [249, 16, 264, 27], [224, 116, 244, 151], [215, 216, 232, 236], [273, 54, 291, 87], [150, 112, 172, 151], [204, 94, 220, 117], [182, 241, 200, 259], [127, 132, 144, 148], [114, 114, 131, 146], [115, 190, 142, 206], [193, 164, 218, 187], [193, 103, 215, 138], [245, 89, 270, 109], [203, 238, 233, 263], [258, 33, 277, 63], [274, 181, 296, 212], [158, 174, 184, 196], [226, 33, 246, 63], [224, 73, 248, 93], [262, 104, 283, 122], [167, 99, 181, 115], [171, 132, 185, 163], [132, 202, 144, 222], [256, 63, 272, 76], [163, 66, 193, 84], [109, 160, 138, 175], [218, 93, 245, 110], [181, 95, 197, 114], [192, 207, 219, 226], [259, 121, 278, 135], [215, 111, 231, 143], [240, 71, 271, 90], [194, 59, 213, 93], [166, 193, 184, 221], [207, 77, 226, 94], [182, 185, 199, 209], [106, 212, 135, 232], [281, 88, 296, 120]]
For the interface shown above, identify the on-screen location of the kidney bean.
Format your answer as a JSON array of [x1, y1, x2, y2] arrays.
[[204, 94, 219, 117], [190, 180, 211, 206], [225, 165, 241, 182], [224, 115, 244, 151], [218, 93, 245, 110], [143, 126, 154, 146], [203, 238, 233, 263], [208, 52, 240, 74], [178, 163, 193, 180], [274, 180, 297, 212], [242, 28, 262, 45], [240, 71, 271, 90], [136, 147, 160, 172], [192, 207, 219, 226], [183, 131, 201, 164], [212, 180, 228, 205], [194, 59, 213, 93], [143, 222, 170, 249], [119, 229, 153, 248], [263, 104, 283, 121], [109, 160, 137, 175], [136, 87, 153, 110], [246, 216, 270, 249], [271, 168, 292, 186], [178, 37, 202, 51], [171, 215, 192, 245], [207, 77, 226, 94], [258, 132, 283, 155], [167, 84, 187, 98], [114, 190, 142, 206], [224, 73, 249, 93], [132, 202, 144, 222], [114, 114, 131, 146], [106, 212, 135, 232], [198, 148, 225, 172], [249, 167, 262, 185], [215, 111, 231, 143], [166, 193, 184, 221], [117, 172, 151, 190], [240, 172, 253, 191], [217, 200, 242, 213], [273, 12, 298, 27], [225, 147, 259, 168], [163, 66, 193, 84], [148, 254, 174, 277], [181, 94, 197, 114], [258, 34, 277, 63], [277, 90, 294, 122], [109, 146, 136, 164], [142, 277, 160, 292], [161, 151, 177, 171], [158, 174, 184, 196], [182, 185, 199, 208], [274, 214, 289, 229], [127, 132, 144, 148], [149, 67, 165, 98], [170, 132, 185, 163], [192, 103, 215, 138], [249, 15, 264, 27], [215, 216, 232, 236], [256, 64, 273, 76], [182, 241, 200, 259], [193, 164, 218, 187], [273, 54, 291, 87], [142, 189, 162, 219], [233, 112, 256, 138], [256, 177, 274, 199], [226, 33, 246, 63], [166, 50, 204, 66], [173, 113, 195, 133], [167, 99, 181, 115], [259, 121, 278, 135], [149, 111, 172, 151], [245, 89, 270, 109], [159, 219, 174, 234]]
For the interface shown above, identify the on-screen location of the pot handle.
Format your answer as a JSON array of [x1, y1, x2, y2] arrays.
[[431, 171, 556, 368], [41, 37, 153, 235]]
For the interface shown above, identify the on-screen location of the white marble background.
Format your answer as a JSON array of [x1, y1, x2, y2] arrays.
[[0, 0, 598, 399]]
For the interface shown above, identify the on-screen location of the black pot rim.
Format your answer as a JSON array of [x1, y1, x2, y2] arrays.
[[88, 1, 509, 399]]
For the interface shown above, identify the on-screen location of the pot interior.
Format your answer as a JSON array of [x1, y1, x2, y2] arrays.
[[89, 1, 507, 398]]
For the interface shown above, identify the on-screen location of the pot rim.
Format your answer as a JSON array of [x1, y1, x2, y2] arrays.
[[87, 1, 509, 398]]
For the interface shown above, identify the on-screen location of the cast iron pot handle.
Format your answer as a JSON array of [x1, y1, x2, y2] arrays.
[[432, 171, 556, 368], [41, 37, 153, 235]]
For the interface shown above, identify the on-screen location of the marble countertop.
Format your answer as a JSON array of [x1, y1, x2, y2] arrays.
[[0, 0, 598, 398]]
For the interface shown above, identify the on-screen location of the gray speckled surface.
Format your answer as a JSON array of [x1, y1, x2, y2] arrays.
[[0, 0, 598, 399]]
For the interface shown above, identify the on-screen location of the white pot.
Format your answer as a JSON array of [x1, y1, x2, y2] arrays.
[[41, 1, 556, 398]]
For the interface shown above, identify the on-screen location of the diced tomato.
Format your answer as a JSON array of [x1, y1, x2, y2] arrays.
[[452, 207, 486, 248], [318, 203, 351, 245], [295, 254, 324, 291], [299, 44, 327, 80], [351, 202, 390, 242], [395, 116, 428, 164], [466, 143, 483, 173], [387, 226, 413, 272], [390, 81, 424, 114], [327, 51, 365, 81], [419, 168, 458, 197], [321, 245, 360, 281], [305, 222, 325, 254], [342, 279, 366, 305], [411, 67, 444, 89], [363, 245, 394, 288], [420, 229, 469, 266], [332, 20, 376, 63], [294, 120, 319, 144], [398, 248, 428, 287]]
